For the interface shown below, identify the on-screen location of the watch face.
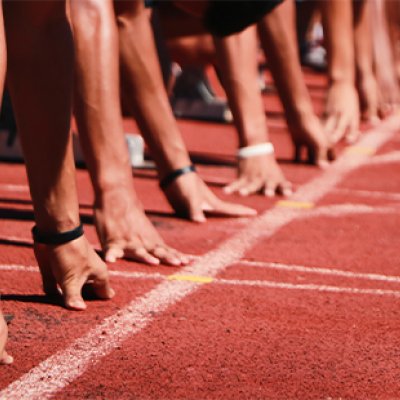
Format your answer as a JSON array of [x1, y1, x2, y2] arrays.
[[204, 0, 284, 37]]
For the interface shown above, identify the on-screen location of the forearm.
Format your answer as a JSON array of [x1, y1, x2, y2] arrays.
[[4, 1, 79, 233], [116, 2, 191, 177], [69, 0, 132, 200], [353, 0, 373, 78], [320, 0, 355, 84], [258, 0, 314, 121], [213, 26, 269, 147]]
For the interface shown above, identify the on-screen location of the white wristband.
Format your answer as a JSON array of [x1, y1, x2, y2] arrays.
[[237, 142, 274, 159]]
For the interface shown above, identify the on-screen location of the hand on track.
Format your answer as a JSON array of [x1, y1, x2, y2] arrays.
[[163, 172, 257, 222], [34, 236, 114, 311], [94, 186, 193, 266], [224, 154, 292, 197], [323, 81, 360, 145]]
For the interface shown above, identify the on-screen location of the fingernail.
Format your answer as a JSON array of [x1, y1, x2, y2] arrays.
[[265, 189, 275, 198], [105, 255, 116, 263], [0, 354, 14, 365], [283, 188, 293, 196], [223, 187, 232, 194], [239, 189, 248, 196], [68, 300, 86, 311]]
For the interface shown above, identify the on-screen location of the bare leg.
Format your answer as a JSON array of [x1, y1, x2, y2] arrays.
[[321, 0, 360, 144], [69, 0, 190, 266], [258, 0, 333, 166], [4, 0, 113, 310], [115, 0, 255, 219]]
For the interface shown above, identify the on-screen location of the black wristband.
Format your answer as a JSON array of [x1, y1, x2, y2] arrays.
[[32, 223, 84, 245], [159, 165, 196, 190]]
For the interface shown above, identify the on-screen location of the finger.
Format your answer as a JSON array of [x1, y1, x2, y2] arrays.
[[263, 180, 278, 197], [238, 179, 264, 196], [104, 245, 124, 263], [331, 114, 349, 144], [124, 246, 160, 266], [309, 144, 329, 169], [90, 264, 115, 300], [61, 278, 87, 311], [345, 117, 361, 144], [277, 181, 293, 197], [205, 198, 257, 218], [223, 178, 247, 195], [323, 115, 337, 137], [0, 350, 13, 365], [151, 245, 186, 266]]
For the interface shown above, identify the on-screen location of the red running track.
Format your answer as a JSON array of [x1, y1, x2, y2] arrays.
[[1, 72, 400, 399]]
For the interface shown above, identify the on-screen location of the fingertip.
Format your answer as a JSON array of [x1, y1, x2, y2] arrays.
[[239, 189, 249, 197], [0, 353, 13, 365], [66, 298, 87, 311], [223, 186, 233, 194], [191, 214, 206, 223]]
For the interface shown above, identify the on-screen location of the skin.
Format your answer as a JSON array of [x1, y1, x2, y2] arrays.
[[213, 27, 292, 196], [161, 0, 332, 196], [114, 0, 256, 220], [353, 0, 380, 123], [3, 0, 114, 311], [257, 0, 333, 166], [69, 0, 193, 265], [370, 0, 400, 116], [320, 0, 360, 144]]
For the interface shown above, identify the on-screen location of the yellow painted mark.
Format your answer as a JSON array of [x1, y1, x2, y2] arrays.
[[168, 275, 214, 284], [276, 200, 315, 209], [345, 146, 376, 156]]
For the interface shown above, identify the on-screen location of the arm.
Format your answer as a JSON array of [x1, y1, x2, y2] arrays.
[[213, 27, 292, 196], [257, 0, 332, 166], [114, 0, 256, 218], [320, 0, 360, 143], [4, 0, 113, 310]]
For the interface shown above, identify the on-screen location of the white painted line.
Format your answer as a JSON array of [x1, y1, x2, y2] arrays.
[[303, 203, 399, 218], [218, 278, 400, 297], [1, 115, 399, 400], [370, 150, 400, 165], [0, 184, 29, 193], [0, 261, 400, 297], [4, 261, 400, 288], [240, 260, 400, 284], [332, 188, 400, 201]]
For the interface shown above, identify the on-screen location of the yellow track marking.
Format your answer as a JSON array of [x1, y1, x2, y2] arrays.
[[276, 200, 315, 209], [345, 146, 376, 156], [168, 275, 214, 284]]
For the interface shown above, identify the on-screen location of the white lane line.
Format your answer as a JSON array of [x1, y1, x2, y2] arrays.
[[370, 150, 400, 165], [1, 115, 399, 400], [240, 260, 400, 283], [303, 203, 399, 218], [3, 264, 400, 299], [218, 278, 400, 297], [332, 188, 400, 201]]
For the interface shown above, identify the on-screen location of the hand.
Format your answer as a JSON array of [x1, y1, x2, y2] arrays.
[[163, 171, 257, 222], [323, 81, 360, 144], [289, 112, 335, 168], [0, 311, 13, 365], [34, 236, 115, 311], [94, 186, 193, 266], [224, 154, 292, 197]]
